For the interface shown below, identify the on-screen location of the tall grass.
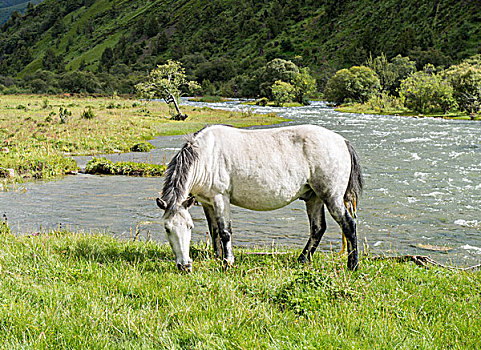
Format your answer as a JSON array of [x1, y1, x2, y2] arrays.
[[0, 231, 479, 348]]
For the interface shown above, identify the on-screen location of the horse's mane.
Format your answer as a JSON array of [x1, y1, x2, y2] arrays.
[[161, 128, 206, 209]]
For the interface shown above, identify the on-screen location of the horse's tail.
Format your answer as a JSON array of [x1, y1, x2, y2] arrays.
[[338, 140, 364, 255], [343, 140, 364, 219]]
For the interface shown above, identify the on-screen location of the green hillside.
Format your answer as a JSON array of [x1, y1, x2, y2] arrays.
[[0, 0, 43, 24], [0, 0, 480, 95]]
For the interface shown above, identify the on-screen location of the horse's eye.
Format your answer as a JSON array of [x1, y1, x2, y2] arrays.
[[165, 227, 172, 235]]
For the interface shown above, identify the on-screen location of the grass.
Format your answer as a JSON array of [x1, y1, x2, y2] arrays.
[[243, 99, 305, 108], [0, 229, 479, 348], [336, 103, 481, 120], [188, 96, 230, 103], [85, 157, 166, 176], [0, 94, 285, 187]]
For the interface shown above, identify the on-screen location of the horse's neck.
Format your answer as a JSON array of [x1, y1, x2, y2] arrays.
[[187, 159, 205, 196]]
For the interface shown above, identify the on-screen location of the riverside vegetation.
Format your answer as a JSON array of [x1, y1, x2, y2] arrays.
[[0, 94, 285, 187], [326, 54, 481, 120], [1, 0, 480, 97], [0, 228, 479, 348]]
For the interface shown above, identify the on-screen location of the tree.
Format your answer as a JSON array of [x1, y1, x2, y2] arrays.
[[259, 58, 299, 99], [292, 67, 316, 104], [271, 80, 295, 106], [365, 53, 416, 95], [443, 55, 481, 115], [100, 47, 114, 71], [399, 65, 456, 114], [135, 60, 200, 120], [324, 66, 381, 104]]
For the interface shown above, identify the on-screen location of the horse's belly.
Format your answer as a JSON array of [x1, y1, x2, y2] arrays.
[[230, 176, 308, 211]]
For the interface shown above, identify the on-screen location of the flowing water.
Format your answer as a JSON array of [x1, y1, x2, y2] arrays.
[[1, 100, 480, 266]]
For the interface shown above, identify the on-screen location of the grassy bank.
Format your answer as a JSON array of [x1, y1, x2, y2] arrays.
[[335, 103, 481, 120], [85, 157, 166, 176], [0, 95, 285, 186], [0, 230, 479, 348]]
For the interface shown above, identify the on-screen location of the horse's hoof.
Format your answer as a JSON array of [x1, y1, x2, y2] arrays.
[[297, 255, 307, 263], [347, 259, 359, 271], [223, 258, 235, 270], [177, 262, 192, 272]]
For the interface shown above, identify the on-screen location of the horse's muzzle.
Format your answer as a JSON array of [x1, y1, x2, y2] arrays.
[[177, 262, 192, 272]]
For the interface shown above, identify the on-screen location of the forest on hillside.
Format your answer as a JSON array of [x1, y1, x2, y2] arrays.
[[0, 0, 480, 97], [0, 0, 43, 24]]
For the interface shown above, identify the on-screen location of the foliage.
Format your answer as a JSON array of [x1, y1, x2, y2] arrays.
[[259, 58, 299, 99], [399, 66, 457, 114], [0, 214, 10, 234], [1, 0, 481, 97], [365, 91, 405, 113], [0, 231, 479, 348], [443, 56, 481, 114], [292, 67, 317, 104], [130, 142, 154, 152], [271, 80, 295, 106], [324, 66, 381, 104], [81, 106, 95, 119], [136, 60, 200, 118], [255, 97, 269, 106], [366, 53, 416, 95], [85, 157, 165, 176]]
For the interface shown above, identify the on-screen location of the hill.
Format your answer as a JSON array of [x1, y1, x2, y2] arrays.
[[0, 0, 43, 24], [0, 0, 480, 95]]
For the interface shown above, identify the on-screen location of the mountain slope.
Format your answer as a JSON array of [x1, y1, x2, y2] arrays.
[[0, 0, 480, 94], [0, 0, 43, 24]]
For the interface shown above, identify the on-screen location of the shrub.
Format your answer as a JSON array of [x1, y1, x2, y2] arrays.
[[366, 54, 416, 95], [291, 67, 316, 104], [399, 66, 457, 114], [271, 80, 295, 106], [324, 66, 381, 104], [130, 142, 154, 152], [85, 157, 165, 176], [259, 58, 299, 99], [255, 97, 269, 106], [85, 158, 115, 175], [365, 91, 405, 112], [443, 56, 481, 113], [81, 107, 95, 119]]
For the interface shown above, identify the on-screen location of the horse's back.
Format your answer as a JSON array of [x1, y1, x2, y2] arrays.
[[193, 125, 351, 210]]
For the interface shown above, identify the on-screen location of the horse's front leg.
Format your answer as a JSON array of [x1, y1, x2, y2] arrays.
[[213, 194, 234, 266], [202, 203, 223, 259]]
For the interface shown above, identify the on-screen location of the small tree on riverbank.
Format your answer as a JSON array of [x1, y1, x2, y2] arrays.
[[399, 65, 457, 114], [136, 60, 200, 120], [324, 66, 381, 104]]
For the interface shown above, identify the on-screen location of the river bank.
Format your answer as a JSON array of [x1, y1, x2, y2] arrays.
[[0, 95, 285, 187], [0, 230, 479, 348], [335, 102, 481, 120]]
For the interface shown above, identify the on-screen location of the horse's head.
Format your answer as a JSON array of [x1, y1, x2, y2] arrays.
[[156, 197, 195, 271]]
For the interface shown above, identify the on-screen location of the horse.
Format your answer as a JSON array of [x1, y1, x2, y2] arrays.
[[155, 124, 363, 271]]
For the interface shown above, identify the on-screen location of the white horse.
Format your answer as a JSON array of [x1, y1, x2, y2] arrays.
[[156, 124, 363, 271]]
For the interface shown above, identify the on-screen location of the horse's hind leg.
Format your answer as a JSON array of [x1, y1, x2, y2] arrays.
[[298, 195, 327, 263], [325, 197, 358, 270], [202, 203, 223, 259]]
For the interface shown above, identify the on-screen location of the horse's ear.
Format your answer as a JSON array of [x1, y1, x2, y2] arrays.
[[156, 198, 167, 210], [182, 196, 195, 209]]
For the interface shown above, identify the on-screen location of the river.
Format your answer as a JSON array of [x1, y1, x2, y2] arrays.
[[1, 100, 480, 266]]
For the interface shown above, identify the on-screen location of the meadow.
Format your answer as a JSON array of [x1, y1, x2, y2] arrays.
[[0, 94, 285, 186], [0, 229, 479, 349]]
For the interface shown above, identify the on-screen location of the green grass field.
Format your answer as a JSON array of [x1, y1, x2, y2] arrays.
[[0, 230, 479, 348], [0, 94, 285, 187]]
